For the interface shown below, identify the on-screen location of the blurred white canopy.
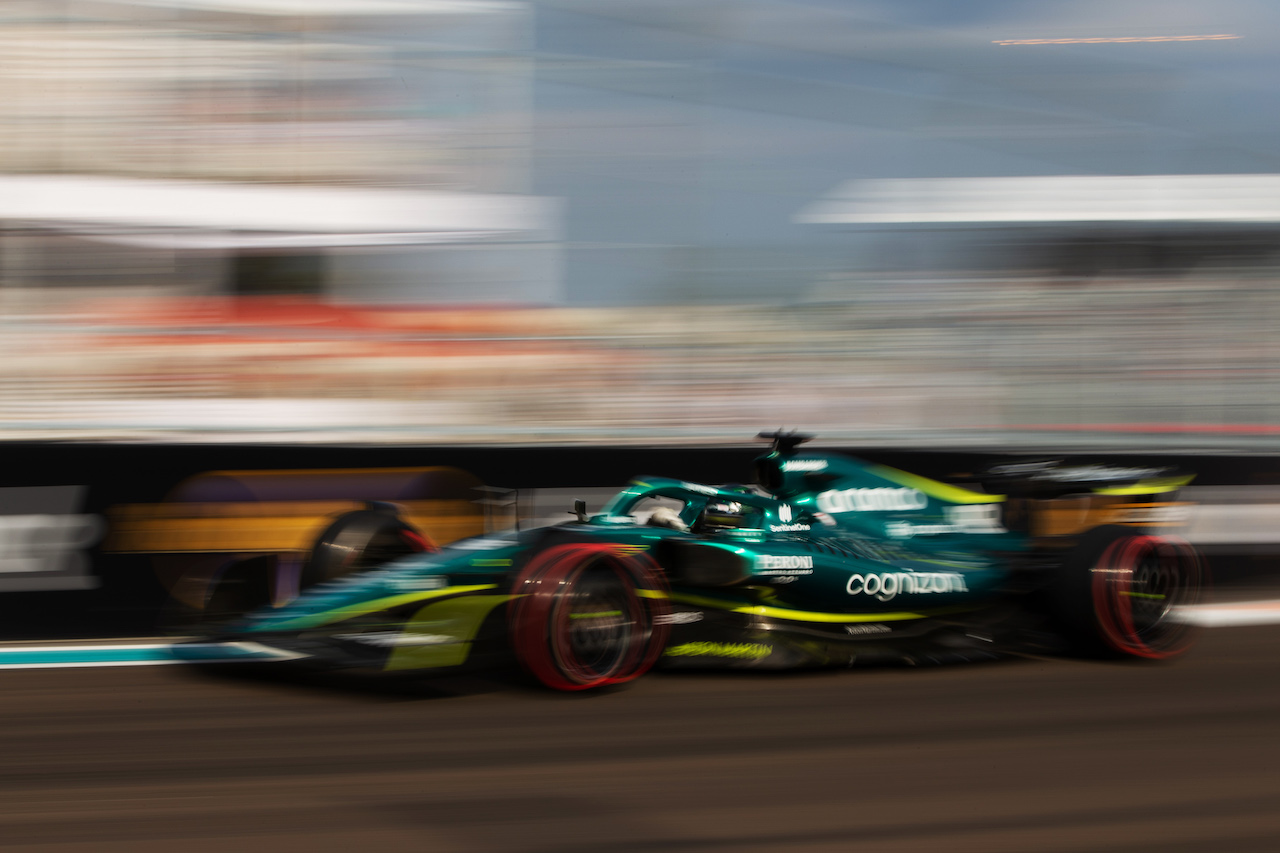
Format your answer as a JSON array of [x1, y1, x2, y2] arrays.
[[797, 175, 1280, 226], [0, 175, 557, 250]]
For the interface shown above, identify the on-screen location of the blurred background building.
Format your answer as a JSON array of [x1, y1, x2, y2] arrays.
[[0, 0, 556, 306], [2, 0, 1279, 445]]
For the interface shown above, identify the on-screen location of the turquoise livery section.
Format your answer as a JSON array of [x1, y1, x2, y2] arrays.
[[170, 432, 1207, 691], [769, 452, 1013, 545], [0, 641, 303, 668]]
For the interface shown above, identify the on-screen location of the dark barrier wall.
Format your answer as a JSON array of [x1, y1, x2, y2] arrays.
[[0, 441, 1276, 640]]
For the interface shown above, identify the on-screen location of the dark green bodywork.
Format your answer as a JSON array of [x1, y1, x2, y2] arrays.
[[183, 448, 1186, 673]]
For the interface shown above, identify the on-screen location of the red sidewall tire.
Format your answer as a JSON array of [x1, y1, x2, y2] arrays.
[[1089, 534, 1204, 660], [509, 543, 671, 691]]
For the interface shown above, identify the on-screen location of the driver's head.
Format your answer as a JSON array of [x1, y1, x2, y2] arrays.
[[698, 499, 746, 531]]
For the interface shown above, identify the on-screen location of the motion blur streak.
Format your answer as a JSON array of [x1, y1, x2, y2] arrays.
[[0, 1, 1278, 447], [0, 627, 1278, 851]]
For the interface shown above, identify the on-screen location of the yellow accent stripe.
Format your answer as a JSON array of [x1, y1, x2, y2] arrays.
[[1093, 475, 1195, 496], [668, 591, 935, 623], [386, 594, 514, 671], [267, 584, 499, 631], [868, 465, 1006, 505]]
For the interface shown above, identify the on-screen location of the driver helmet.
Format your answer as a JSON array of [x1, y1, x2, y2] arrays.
[[698, 499, 747, 531]]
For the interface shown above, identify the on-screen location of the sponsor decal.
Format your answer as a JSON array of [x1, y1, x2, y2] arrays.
[[770, 505, 811, 533], [757, 555, 814, 575], [885, 505, 1005, 538], [771, 576, 798, 584], [817, 488, 928, 514], [450, 538, 514, 551], [0, 487, 103, 592], [664, 642, 772, 660], [778, 458, 829, 471], [844, 623, 891, 636], [683, 482, 721, 496], [654, 611, 704, 625], [845, 571, 968, 602], [945, 504, 1006, 533], [782, 459, 828, 472]]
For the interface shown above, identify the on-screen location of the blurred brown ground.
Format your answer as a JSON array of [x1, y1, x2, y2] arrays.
[[0, 625, 1277, 852]]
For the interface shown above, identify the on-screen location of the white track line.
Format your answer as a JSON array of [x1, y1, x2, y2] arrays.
[[1173, 600, 1280, 627]]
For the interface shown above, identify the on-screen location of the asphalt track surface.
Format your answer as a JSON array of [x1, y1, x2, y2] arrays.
[[2, 627, 1279, 853]]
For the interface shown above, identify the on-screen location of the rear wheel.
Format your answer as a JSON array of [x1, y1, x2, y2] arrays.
[[1058, 527, 1205, 659], [509, 543, 670, 691]]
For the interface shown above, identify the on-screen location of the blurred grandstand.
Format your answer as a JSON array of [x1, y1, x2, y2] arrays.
[[1, 1, 1279, 446], [0, 281, 1275, 446]]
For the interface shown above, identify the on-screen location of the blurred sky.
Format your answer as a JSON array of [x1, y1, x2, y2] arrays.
[[526, 0, 1280, 301]]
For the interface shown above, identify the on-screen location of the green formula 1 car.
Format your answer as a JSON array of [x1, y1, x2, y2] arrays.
[[175, 433, 1206, 691]]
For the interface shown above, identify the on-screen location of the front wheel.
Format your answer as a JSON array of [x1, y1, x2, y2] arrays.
[[1057, 527, 1205, 659], [301, 506, 435, 590], [508, 543, 671, 691], [164, 505, 434, 633]]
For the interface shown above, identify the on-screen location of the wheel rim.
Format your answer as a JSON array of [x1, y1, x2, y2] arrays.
[[549, 560, 646, 683], [1128, 546, 1178, 633], [510, 543, 670, 691], [1092, 536, 1202, 658]]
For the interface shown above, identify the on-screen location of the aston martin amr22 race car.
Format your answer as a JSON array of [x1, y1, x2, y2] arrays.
[[176, 434, 1206, 691]]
